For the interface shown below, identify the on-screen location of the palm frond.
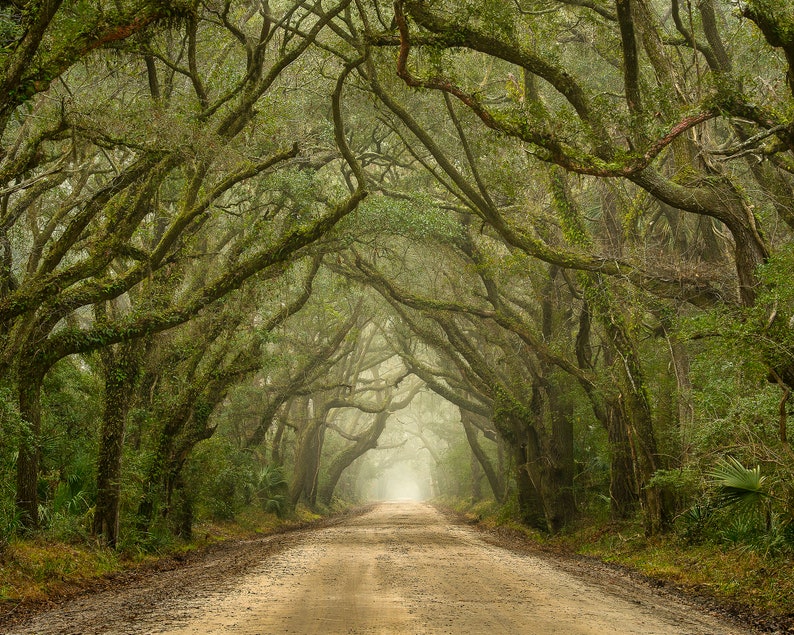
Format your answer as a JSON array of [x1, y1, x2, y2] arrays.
[[708, 456, 767, 512]]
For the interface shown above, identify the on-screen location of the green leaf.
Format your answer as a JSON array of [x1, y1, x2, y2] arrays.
[[708, 456, 767, 513]]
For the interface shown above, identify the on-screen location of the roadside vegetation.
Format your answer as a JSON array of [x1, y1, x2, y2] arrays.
[[0, 503, 334, 607], [446, 496, 794, 624]]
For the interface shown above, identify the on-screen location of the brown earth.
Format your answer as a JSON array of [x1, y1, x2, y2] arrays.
[[1, 502, 768, 634]]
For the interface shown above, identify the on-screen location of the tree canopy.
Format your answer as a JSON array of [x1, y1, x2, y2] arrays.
[[1, 0, 793, 553]]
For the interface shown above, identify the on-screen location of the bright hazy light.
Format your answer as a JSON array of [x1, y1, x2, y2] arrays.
[[370, 464, 428, 501]]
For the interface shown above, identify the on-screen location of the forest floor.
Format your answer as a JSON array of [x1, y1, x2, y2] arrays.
[[0, 502, 776, 635]]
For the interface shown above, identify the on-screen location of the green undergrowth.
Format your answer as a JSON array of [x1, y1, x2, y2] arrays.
[[0, 505, 330, 607], [442, 498, 794, 621], [562, 522, 794, 618]]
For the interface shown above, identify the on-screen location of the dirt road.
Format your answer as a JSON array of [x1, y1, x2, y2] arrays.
[[6, 502, 757, 634]]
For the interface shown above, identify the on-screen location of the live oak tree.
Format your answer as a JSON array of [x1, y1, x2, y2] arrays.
[[373, 0, 794, 352], [332, 165, 687, 531], [317, 330, 422, 506], [100, 257, 318, 543], [3, 0, 794, 549], [280, 303, 417, 507], [1, 0, 366, 528], [286, 0, 792, 533]]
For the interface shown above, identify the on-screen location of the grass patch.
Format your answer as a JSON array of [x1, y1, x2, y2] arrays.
[[0, 538, 121, 602], [575, 527, 794, 616], [294, 503, 323, 523]]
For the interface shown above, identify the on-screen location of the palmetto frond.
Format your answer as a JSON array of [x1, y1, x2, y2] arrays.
[[708, 456, 767, 513]]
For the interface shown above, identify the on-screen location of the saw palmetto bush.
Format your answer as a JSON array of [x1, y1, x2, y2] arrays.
[[707, 456, 794, 554], [256, 466, 288, 517], [708, 457, 768, 518]]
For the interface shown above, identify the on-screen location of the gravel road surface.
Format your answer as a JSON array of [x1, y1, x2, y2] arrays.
[[5, 502, 758, 634]]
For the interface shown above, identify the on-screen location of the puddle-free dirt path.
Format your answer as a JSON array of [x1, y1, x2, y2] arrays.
[[6, 502, 757, 634]]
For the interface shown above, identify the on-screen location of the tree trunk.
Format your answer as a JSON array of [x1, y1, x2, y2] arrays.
[[604, 399, 639, 519], [623, 392, 666, 534], [470, 450, 483, 501], [545, 386, 577, 531], [307, 422, 325, 508], [16, 367, 44, 529], [93, 342, 139, 548], [511, 444, 546, 530], [319, 411, 389, 506], [290, 415, 325, 507], [460, 410, 505, 502], [170, 474, 193, 539], [137, 399, 192, 529], [507, 376, 576, 533], [597, 297, 668, 533], [271, 417, 286, 465], [493, 394, 546, 529]]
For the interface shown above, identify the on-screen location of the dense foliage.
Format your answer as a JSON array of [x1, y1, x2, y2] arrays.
[[0, 0, 793, 572]]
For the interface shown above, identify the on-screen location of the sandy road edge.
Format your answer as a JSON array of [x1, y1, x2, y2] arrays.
[[0, 504, 376, 631], [432, 505, 792, 635]]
